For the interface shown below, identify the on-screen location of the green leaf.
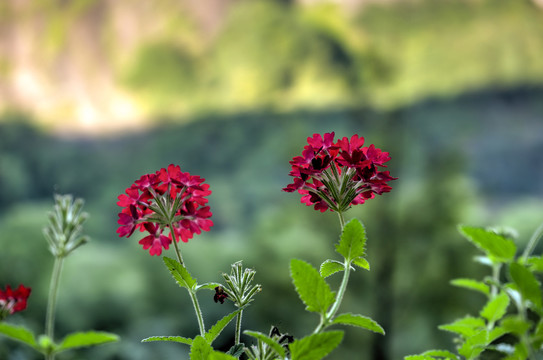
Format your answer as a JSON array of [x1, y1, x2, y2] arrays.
[[290, 259, 335, 314], [480, 292, 510, 323], [205, 308, 242, 345], [458, 327, 508, 360], [320, 260, 344, 278], [290, 331, 343, 360], [164, 256, 197, 290], [450, 278, 490, 296], [439, 316, 486, 338], [243, 330, 286, 358], [195, 282, 223, 291], [336, 218, 367, 261], [352, 257, 370, 270], [500, 315, 531, 336], [405, 350, 459, 360], [141, 336, 193, 345], [510, 262, 542, 312], [190, 336, 212, 360], [526, 256, 543, 272], [458, 226, 516, 263], [209, 352, 238, 360], [226, 343, 245, 358], [420, 350, 459, 359], [57, 331, 119, 352], [332, 313, 385, 335], [0, 322, 38, 349]]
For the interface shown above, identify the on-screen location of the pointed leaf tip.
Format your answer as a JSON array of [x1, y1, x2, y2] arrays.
[[320, 259, 344, 278], [332, 313, 385, 335], [336, 218, 367, 261]]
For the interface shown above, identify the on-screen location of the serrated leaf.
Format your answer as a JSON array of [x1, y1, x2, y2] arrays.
[[439, 316, 486, 338], [0, 322, 38, 349], [510, 262, 542, 312], [141, 336, 193, 345], [405, 350, 459, 360], [500, 315, 531, 336], [450, 278, 490, 296], [332, 313, 385, 335], [205, 308, 242, 345], [188, 336, 238, 360], [164, 256, 197, 290], [226, 343, 245, 358], [209, 352, 238, 360], [195, 282, 223, 291], [320, 260, 344, 278], [527, 256, 543, 272], [457, 329, 488, 359], [459, 226, 516, 263], [290, 259, 335, 314], [57, 331, 119, 352], [190, 336, 212, 360], [420, 350, 459, 359], [352, 257, 370, 270], [480, 292, 510, 323], [290, 331, 343, 360], [244, 330, 286, 358], [336, 218, 367, 261]]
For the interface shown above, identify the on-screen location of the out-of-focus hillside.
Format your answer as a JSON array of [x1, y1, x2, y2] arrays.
[[1, 0, 543, 134]]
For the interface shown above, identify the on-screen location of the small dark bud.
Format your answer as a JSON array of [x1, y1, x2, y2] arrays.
[[214, 286, 228, 304]]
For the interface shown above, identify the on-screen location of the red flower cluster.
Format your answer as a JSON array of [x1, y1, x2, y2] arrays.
[[117, 164, 213, 256], [0, 284, 31, 319], [283, 133, 396, 212]]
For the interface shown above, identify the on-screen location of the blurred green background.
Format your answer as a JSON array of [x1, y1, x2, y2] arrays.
[[1, 0, 543, 359]]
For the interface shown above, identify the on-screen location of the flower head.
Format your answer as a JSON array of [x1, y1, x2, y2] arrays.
[[0, 284, 31, 320], [116, 164, 213, 256], [43, 194, 89, 258], [283, 132, 396, 213]]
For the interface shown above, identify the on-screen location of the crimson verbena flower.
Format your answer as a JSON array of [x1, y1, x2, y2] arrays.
[[0, 284, 31, 320], [283, 132, 396, 213], [117, 164, 213, 256]]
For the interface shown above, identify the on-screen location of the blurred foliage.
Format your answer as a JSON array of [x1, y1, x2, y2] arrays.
[[120, 0, 543, 117]]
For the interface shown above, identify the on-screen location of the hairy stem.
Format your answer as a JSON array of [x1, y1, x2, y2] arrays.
[[235, 310, 243, 345], [45, 256, 64, 360], [337, 211, 345, 230], [168, 222, 204, 336], [314, 212, 349, 334]]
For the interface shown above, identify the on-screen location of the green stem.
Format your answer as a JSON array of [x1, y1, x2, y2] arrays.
[[522, 222, 543, 262], [490, 263, 501, 299], [313, 259, 351, 334], [168, 222, 204, 336], [45, 256, 64, 360], [337, 211, 345, 230], [314, 212, 349, 334], [168, 221, 185, 266], [188, 289, 206, 337], [235, 310, 243, 345]]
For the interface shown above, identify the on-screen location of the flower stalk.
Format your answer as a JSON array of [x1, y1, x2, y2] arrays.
[[220, 261, 261, 344], [42, 194, 90, 360], [45, 257, 63, 342]]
